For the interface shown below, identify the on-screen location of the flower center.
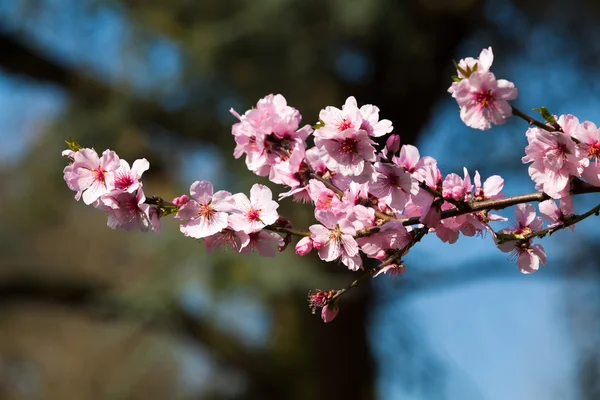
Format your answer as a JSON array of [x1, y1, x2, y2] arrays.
[[339, 138, 358, 154], [247, 208, 261, 221], [588, 141, 600, 160], [338, 119, 353, 131], [114, 172, 135, 190], [198, 205, 216, 219], [93, 167, 106, 183], [476, 90, 494, 109]]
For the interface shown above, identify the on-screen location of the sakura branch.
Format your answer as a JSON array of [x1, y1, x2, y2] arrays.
[[62, 46, 600, 323]]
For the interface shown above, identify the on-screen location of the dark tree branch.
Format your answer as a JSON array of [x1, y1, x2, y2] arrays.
[[0, 275, 287, 398]]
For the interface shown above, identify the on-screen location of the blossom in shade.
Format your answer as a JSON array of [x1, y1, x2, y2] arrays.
[[239, 231, 285, 257], [175, 181, 231, 239], [203, 228, 250, 254], [321, 304, 339, 323], [67, 148, 120, 205], [373, 263, 406, 278], [497, 204, 546, 274], [113, 158, 149, 193], [539, 198, 575, 231], [228, 184, 279, 233], [453, 71, 518, 130], [103, 188, 157, 232], [370, 162, 412, 211]]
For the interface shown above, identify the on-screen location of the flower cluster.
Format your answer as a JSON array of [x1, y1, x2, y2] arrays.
[[62, 147, 159, 232], [449, 47, 518, 130], [62, 47, 600, 323]]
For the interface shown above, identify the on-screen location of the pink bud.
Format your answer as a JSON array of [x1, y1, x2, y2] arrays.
[[295, 237, 313, 256], [172, 194, 189, 207], [385, 134, 401, 155], [321, 304, 339, 323]]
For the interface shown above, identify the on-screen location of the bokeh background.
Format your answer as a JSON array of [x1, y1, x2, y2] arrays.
[[2, 0, 600, 399]]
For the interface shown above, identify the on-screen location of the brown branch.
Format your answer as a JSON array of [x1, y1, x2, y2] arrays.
[[401, 179, 600, 227]]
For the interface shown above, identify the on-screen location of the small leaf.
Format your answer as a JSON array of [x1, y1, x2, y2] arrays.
[[532, 107, 557, 125], [64, 138, 82, 152]]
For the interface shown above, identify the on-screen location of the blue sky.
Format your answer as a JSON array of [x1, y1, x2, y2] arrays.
[[2, 1, 599, 399]]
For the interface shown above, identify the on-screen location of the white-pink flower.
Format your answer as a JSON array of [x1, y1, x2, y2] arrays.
[[203, 228, 250, 254], [539, 198, 574, 231], [473, 171, 504, 201], [522, 125, 587, 199], [66, 148, 120, 205], [453, 71, 518, 130], [497, 204, 546, 274], [309, 211, 361, 270], [175, 181, 231, 239], [239, 231, 285, 257], [314, 128, 376, 176], [448, 47, 494, 94], [102, 188, 158, 232], [113, 158, 149, 193], [370, 162, 412, 211], [228, 184, 279, 233]]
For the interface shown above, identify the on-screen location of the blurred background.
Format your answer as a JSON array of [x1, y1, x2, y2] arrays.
[[2, 0, 600, 399]]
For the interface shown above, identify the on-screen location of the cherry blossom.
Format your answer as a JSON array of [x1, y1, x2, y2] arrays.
[[66, 148, 120, 205], [228, 184, 279, 233], [175, 181, 232, 239]]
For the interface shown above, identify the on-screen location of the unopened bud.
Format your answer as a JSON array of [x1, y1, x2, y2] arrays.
[[385, 134, 401, 155]]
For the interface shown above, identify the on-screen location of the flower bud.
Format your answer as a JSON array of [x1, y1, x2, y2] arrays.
[[295, 237, 313, 255], [172, 194, 189, 207], [385, 134, 401, 155], [321, 304, 339, 323]]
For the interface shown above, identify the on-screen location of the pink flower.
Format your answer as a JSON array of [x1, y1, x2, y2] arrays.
[[572, 119, 600, 186], [394, 144, 420, 174], [175, 181, 231, 238], [317, 97, 364, 137], [411, 156, 443, 226], [295, 236, 313, 256], [230, 94, 311, 177], [309, 211, 361, 270], [321, 304, 339, 323], [102, 188, 158, 232], [473, 171, 504, 201], [448, 47, 494, 94], [497, 204, 546, 274], [203, 228, 250, 254], [522, 126, 587, 199], [357, 220, 410, 259], [370, 162, 412, 211], [453, 71, 517, 130], [539, 198, 574, 231], [373, 263, 406, 278], [113, 158, 149, 193], [172, 194, 189, 207], [314, 128, 376, 176], [228, 184, 279, 233], [66, 148, 120, 204], [239, 231, 285, 257]]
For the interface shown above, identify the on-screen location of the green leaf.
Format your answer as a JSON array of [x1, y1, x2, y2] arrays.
[[532, 107, 557, 125], [64, 138, 82, 152]]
